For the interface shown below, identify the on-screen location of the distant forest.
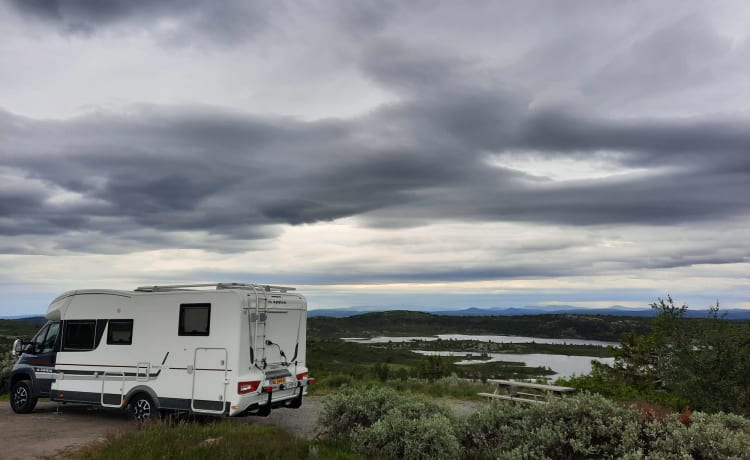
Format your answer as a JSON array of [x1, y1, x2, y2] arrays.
[[308, 311, 654, 341]]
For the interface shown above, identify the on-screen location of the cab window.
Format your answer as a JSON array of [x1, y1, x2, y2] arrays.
[[30, 321, 60, 354], [42, 322, 60, 353]]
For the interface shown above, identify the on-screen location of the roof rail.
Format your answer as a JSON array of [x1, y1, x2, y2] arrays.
[[134, 283, 296, 293]]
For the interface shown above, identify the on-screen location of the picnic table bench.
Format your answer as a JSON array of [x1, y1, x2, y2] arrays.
[[479, 379, 576, 404]]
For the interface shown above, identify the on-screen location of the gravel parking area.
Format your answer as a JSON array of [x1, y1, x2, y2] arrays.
[[1, 396, 484, 459]]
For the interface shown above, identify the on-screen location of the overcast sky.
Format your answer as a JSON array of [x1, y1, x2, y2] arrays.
[[1, 0, 749, 316]]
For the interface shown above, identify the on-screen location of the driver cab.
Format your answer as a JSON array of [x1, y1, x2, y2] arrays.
[[10, 321, 61, 412]]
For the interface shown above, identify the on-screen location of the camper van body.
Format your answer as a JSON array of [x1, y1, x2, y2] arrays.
[[10, 283, 312, 419]]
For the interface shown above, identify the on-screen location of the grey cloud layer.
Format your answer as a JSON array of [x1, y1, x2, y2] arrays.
[[2, 0, 750, 286], [2, 88, 749, 250]]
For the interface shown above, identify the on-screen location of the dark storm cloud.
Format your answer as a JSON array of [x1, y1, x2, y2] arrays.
[[2, 94, 750, 256], [518, 110, 750, 159], [3, 3, 750, 260], [9, 0, 270, 43]]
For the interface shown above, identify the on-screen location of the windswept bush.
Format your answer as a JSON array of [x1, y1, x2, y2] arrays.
[[318, 385, 457, 459], [319, 386, 750, 459], [458, 393, 750, 459], [459, 393, 640, 459], [351, 409, 459, 460]]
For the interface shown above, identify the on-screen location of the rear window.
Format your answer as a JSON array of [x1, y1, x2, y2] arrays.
[[107, 319, 133, 345], [179, 303, 211, 336]]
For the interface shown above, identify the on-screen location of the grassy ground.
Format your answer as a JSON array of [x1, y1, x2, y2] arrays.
[[63, 420, 357, 460]]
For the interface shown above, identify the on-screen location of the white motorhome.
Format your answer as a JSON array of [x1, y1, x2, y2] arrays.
[[10, 283, 314, 420]]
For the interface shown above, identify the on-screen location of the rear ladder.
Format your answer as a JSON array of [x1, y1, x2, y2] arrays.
[[250, 286, 269, 369]]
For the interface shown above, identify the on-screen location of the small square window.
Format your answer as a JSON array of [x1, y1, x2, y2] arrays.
[[107, 320, 133, 345], [63, 320, 96, 351], [179, 303, 211, 336]]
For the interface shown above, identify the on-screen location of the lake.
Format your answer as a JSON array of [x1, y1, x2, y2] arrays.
[[343, 334, 618, 380], [411, 350, 615, 380], [343, 334, 619, 347]]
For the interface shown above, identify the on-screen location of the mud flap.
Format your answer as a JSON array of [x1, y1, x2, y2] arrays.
[[257, 392, 272, 417]]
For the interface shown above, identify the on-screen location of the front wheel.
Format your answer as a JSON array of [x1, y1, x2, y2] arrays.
[[10, 380, 38, 414], [129, 394, 158, 422]]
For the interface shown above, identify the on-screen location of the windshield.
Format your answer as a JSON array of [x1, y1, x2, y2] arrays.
[[29, 321, 60, 354]]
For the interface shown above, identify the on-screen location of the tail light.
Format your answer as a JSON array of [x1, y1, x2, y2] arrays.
[[262, 386, 273, 393], [308, 377, 316, 385], [238, 380, 261, 395], [296, 371, 309, 380]]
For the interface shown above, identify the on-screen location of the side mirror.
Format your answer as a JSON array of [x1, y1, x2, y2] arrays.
[[12, 338, 22, 356]]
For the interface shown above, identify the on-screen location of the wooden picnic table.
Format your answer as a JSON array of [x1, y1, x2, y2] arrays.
[[479, 379, 576, 404]]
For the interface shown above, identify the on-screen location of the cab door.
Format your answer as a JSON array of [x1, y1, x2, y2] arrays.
[[22, 321, 61, 395]]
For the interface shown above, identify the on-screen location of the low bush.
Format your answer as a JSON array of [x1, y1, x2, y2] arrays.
[[318, 385, 457, 459], [319, 386, 750, 460], [318, 385, 453, 442], [351, 409, 459, 460], [458, 393, 639, 459], [458, 393, 750, 459]]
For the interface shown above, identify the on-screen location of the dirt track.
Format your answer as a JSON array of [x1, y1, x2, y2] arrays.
[[1, 396, 483, 459]]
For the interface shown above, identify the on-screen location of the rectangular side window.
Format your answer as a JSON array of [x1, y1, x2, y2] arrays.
[[107, 319, 134, 345], [62, 320, 97, 351], [179, 303, 211, 336]]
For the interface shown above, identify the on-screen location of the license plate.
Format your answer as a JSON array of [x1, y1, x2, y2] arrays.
[[271, 377, 286, 385]]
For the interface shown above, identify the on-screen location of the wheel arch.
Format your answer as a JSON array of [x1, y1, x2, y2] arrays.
[[124, 385, 160, 410], [11, 370, 34, 389]]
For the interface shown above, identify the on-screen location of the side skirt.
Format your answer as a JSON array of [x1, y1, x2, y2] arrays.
[[51, 391, 230, 415]]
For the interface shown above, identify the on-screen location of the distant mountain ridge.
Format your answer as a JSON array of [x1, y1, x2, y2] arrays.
[[5, 307, 750, 321], [309, 306, 750, 320]]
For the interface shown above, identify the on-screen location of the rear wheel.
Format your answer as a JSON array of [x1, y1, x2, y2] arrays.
[[286, 392, 302, 409], [257, 392, 272, 416], [10, 380, 37, 414], [129, 394, 157, 422]]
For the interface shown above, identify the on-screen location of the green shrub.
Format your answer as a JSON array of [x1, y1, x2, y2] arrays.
[[458, 393, 640, 459], [318, 385, 453, 442], [649, 411, 750, 460], [318, 385, 460, 459], [351, 409, 459, 460], [457, 393, 750, 459], [318, 386, 750, 459]]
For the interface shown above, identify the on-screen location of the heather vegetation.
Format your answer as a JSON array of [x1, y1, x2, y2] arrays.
[[320, 386, 750, 459]]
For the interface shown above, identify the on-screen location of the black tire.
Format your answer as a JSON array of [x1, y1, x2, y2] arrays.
[[129, 393, 158, 422], [10, 380, 37, 414], [257, 403, 271, 417], [286, 392, 302, 409], [257, 392, 272, 416]]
